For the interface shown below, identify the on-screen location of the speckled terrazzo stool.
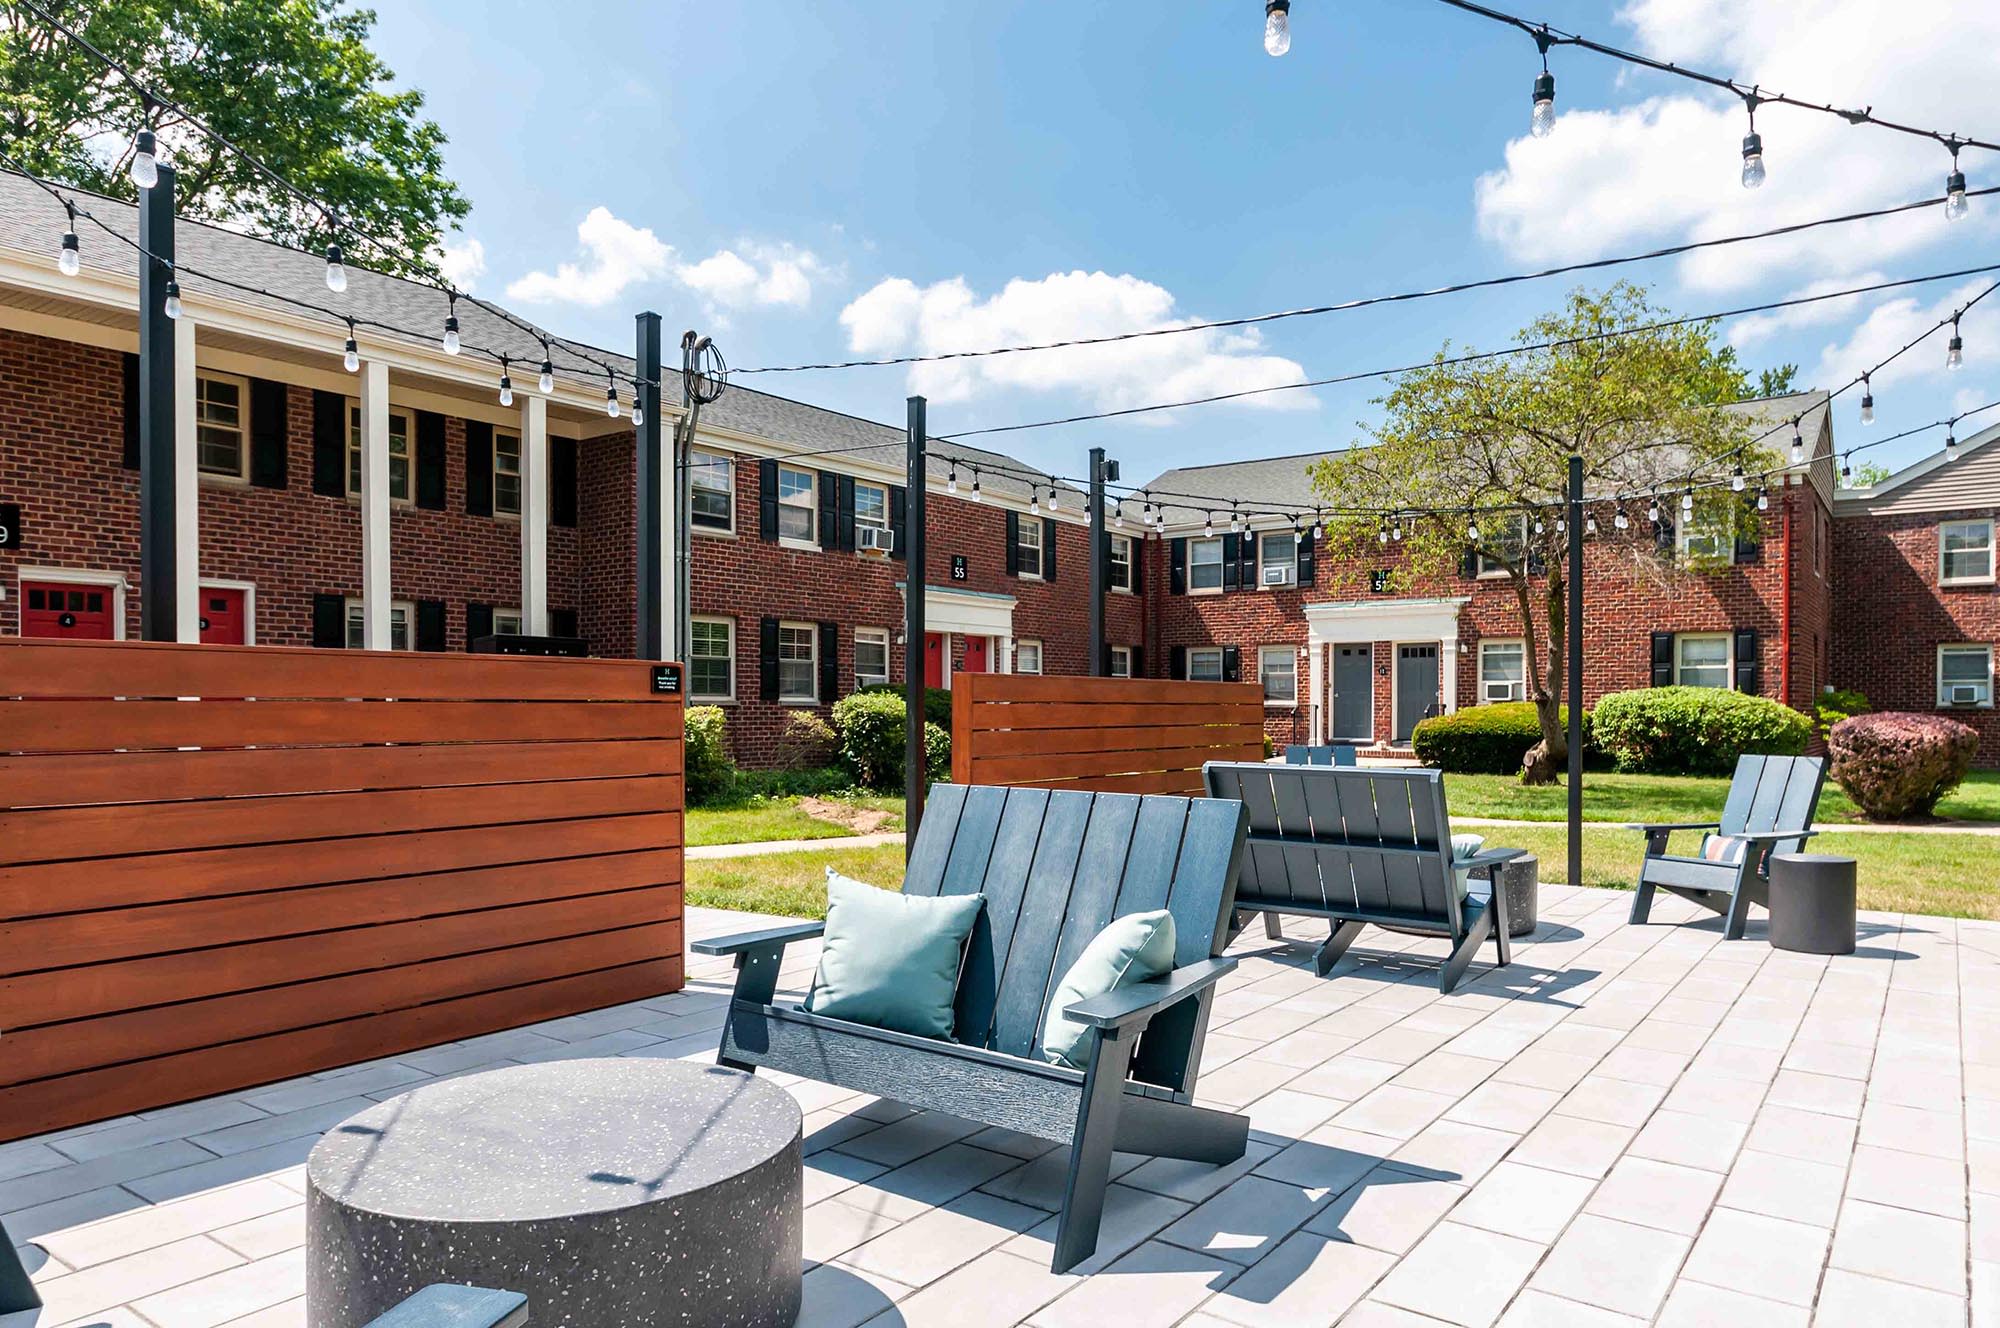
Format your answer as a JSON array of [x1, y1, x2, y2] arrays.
[[305, 1058, 802, 1328]]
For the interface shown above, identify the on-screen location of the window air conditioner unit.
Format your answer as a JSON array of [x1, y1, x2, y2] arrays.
[[857, 526, 893, 555], [1262, 564, 1295, 587], [1483, 680, 1520, 703], [1950, 683, 1983, 706]]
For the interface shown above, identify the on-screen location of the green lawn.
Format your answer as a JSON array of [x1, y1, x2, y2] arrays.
[[1440, 769, 2000, 826], [687, 842, 909, 916], [685, 793, 903, 848]]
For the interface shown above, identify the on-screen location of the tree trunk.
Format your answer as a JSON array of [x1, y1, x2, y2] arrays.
[[1520, 570, 1569, 785]]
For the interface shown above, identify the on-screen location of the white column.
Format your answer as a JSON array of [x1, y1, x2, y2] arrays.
[[1441, 633, 1460, 716], [359, 358, 391, 649], [1307, 641, 1326, 745], [521, 396, 549, 636], [172, 316, 199, 643], [998, 633, 1013, 675]]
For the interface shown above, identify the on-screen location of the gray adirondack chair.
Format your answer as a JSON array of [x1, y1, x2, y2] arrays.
[[1627, 754, 1826, 939], [0, 1218, 38, 1313], [1283, 744, 1359, 766], [1203, 762, 1525, 994], [693, 782, 1252, 1274]]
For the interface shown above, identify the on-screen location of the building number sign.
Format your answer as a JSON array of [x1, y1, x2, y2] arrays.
[[0, 503, 19, 550], [1370, 568, 1392, 594], [950, 555, 969, 582]]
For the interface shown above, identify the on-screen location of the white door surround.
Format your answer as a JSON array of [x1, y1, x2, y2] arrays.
[[899, 583, 1018, 685], [1304, 597, 1470, 745]]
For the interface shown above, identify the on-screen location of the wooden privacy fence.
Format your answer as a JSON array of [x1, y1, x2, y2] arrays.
[[951, 673, 1265, 796], [0, 639, 683, 1143]]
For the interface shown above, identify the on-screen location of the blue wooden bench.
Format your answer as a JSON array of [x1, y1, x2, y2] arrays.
[[1628, 754, 1826, 939], [695, 781, 1251, 1273]]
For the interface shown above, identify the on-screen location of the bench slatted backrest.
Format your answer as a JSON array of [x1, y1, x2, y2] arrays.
[[1284, 745, 1358, 766], [1717, 754, 1825, 858], [1205, 763, 1462, 935], [903, 783, 1246, 1065]]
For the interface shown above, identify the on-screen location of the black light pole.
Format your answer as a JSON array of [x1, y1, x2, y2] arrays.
[[635, 312, 665, 658], [1087, 448, 1118, 675], [1566, 454, 1585, 889], [138, 165, 177, 641], [904, 396, 928, 855]]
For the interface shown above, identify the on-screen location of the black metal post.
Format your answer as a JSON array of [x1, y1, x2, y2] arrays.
[[634, 312, 664, 658], [1567, 454, 1584, 889], [1087, 447, 1107, 675], [138, 165, 176, 641], [674, 331, 696, 663], [904, 397, 928, 855]]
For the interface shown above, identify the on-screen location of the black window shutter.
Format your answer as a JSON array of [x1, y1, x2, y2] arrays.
[[1651, 632, 1675, 687], [759, 460, 779, 540], [1043, 517, 1058, 581], [466, 602, 494, 650], [463, 420, 493, 517], [1734, 629, 1760, 694], [818, 470, 839, 550], [1222, 646, 1242, 683], [1223, 534, 1242, 591], [416, 599, 447, 652], [1005, 510, 1021, 576], [1296, 531, 1315, 586], [760, 617, 780, 700], [311, 390, 346, 496], [414, 410, 446, 511], [550, 438, 578, 528], [121, 353, 141, 468], [249, 379, 289, 489], [1240, 533, 1258, 587], [551, 607, 579, 639], [1170, 645, 1187, 680], [837, 475, 857, 552], [1131, 645, 1145, 678], [888, 484, 907, 561], [1459, 547, 1478, 579], [1734, 501, 1761, 564], [1654, 515, 1676, 556], [311, 594, 346, 648], [1131, 538, 1145, 593], [819, 621, 839, 702], [1170, 537, 1187, 594]]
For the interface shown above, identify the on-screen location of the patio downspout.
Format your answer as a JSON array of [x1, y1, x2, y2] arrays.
[[1780, 488, 1793, 708]]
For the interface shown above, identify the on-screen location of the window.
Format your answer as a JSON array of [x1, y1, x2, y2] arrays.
[[855, 627, 890, 688], [343, 598, 413, 651], [1679, 511, 1733, 564], [493, 432, 522, 517], [778, 466, 816, 543], [691, 450, 734, 532], [1109, 533, 1134, 592], [1939, 644, 1993, 707], [1480, 639, 1527, 702], [1477, 514, 1529, 577], [1259, 646, 1298, 704], [1188, 647, 1225, 682], [854, 481, 890, 541], [194, 373, 248, 479], [493, 609, 524, 636], [1260, 532, 1298, 587], [1189, 538, 1224, 592], [1016, 639, 1044, 674], [778, 621, 817, 702], [1016, 519, 1045, 579], [346, 405, 412, 502], [690, 617, 734, 700], [1675, 633, 1732, 689], [1110, 645, 1134, 678], [1940, 519, 1995, 585]]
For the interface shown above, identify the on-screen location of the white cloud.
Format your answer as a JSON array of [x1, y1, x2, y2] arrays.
[[1726, 271, 1886, 346], [507, 207, 672, 306], [1473, 0, 2000, 291], [433, 235, 486, 291], [676, 242, 828, 311], [837, 269, 1312, 415], [1804, 280, 1994, 392]]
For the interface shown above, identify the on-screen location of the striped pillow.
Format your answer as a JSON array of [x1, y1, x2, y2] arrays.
[[1698, 833, 1748, 865]]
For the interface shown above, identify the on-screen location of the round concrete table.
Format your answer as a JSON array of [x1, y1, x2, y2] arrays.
[[306, 1058, 801, 1328]]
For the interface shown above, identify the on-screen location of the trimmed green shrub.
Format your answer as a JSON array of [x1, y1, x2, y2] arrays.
[[684, 705, 735, 804], [831, 689, 952, 790], [924, 721, 952, 785], [1412, 702, 1589, 774], [1829, 712, 1978, 820], [1590, 687, 1809, 775], [776, 708, 838, 770], [859, 682, 953, 732]]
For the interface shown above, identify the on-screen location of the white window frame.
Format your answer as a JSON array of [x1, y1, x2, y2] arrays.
[[1016, 638, 1044, 675], [1016, 518, 1045, 580], [1938, 643, 1994, 708], [854, 480, 891, 542], [1674, 632, 1733, 689], [1678, 510, 1736, 565], [344, 597, 415, 651], [1108, 533, 1135, 592], [690, 615, 735, 702], [1939, 519, 1996, 587], [346, 403, 412, 504], [1259, 532, 1299, 589], [17, 567, 129, 640], [1188, 537, 1224, 594], [854, 626, 890, 689], [1109, 644, 1134, 678], [198, 578, 258, 645], [194, 371, 251, 482], [492, 608, 524, 636], [1477, 514, 1530, 578], [1187, 647, 1225, 682], [1478, 638, 1528, 702], [493, 430, 522, 519], [777, 466, 817, 547], [690, 449, 735, 535], [1259, 645, 1298, 706], [777, 620, 818, 703]]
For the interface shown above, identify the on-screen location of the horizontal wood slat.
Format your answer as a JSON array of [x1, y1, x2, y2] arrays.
[[952, 673, 1265, 796], [0, 638, 684, 1143]]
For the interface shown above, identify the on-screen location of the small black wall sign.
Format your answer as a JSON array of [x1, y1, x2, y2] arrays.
[[651, 664, 682, 695], [0, 503, 19, 550], [950, 555, 969, 582], [1369, 568, 1392, 594]]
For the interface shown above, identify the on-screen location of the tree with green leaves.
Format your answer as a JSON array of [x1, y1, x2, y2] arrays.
[[2, 1, 467, 280], [1309, 283, 1781, 784]]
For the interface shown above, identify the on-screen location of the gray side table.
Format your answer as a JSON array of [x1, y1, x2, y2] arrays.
[[1767, 853, 1857, 955]]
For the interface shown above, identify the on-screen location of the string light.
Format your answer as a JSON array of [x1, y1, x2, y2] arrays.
[[1112, 499, 1124, 529], [1263, 0, 1291, 57], [323, 238, 346, 294], [1585, 511, 1599, 536], [1030, 487, 1041, 515], [161, 275, 181, 320], [1648, 499, 1661, 524], [1946, 143, 1970, 222], [129, 125, 157, 190], [1756, 486, 1769, 512], [1947, 317, 1965, 370], [1840, 452, 1852, 482], [1946, 431, 1960, 461], [1681, 489, 1695, 515], [1741, 97, 1766, 190], [1731, 464, 1745, 492], [1048, 486, 1059, 512], [1467, 517, 1481, 542], [1229, 504, 1242, 533], [1860, 374, 1875, 425], [630, 381, 645, 427], [1613, 504, 1629, 530], [1789, 418, 1805, 465], [946, 464, 958, 495], [971, 472, 983, 503], [342, 320, 359, 373], [1531, 30, 1556, 138], [498, 357, 513, 408], [538, 345, 556, 395], [604, 375, 620, 418], [1533, 513, 1546, 535], [58, 202, 79, 276], [442, 296, 460, 355], [1391, 519, 1402, 540], [1378, 519, 1391, 545], [1204, 511, 1215, 537]]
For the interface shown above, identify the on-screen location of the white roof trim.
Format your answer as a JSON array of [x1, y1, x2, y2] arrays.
[[1836, 420, 2000, 506]]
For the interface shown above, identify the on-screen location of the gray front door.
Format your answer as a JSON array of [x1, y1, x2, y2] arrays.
[[1394, 644, 1440, 742], [1332, 645, 1372, 741]]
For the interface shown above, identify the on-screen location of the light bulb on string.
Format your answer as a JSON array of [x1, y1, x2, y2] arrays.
[[1681, 489, 1695, 515], [1203, 512, 1214, 537], [1030, 487, 1041, 515], [538, 347, 555, 395], [1555, 516, 1566, 535], [1585, 512, 1598, 536], [1314, 513, 1327, 540], [1262, 0, 1290, 57], [1789, 419, 1805, 465], [1840, 453, 1852, 482], [342, 321, 359, 373], [1112, 500, 1124, 529], [162, 276, 181, 321], [1377, 520, 1390, 545], [324, 240, 346, 294], [1740, 97, 1765, 190], [1648, 499, 1661, 524], [498, 359, 513, 408], [1947, 317, 1964, 370], [1860, 374, 1874, 425], [1467, 517, 1480, 543], [1229, 506, 1242, 534], [1946, 144, 1970, 222], [604, 378, 620, 418], [1391, 520, 1402, 541], [1614, 505, 1630, 530], [1533, 514, 1546, 536], [1530, 31, 1556, 139], [1946, 431, 1960, 462], [1048, 487, 1059, 513], [630, 381, 645, 427], [130, 127, 158, 189], [58, 204, 80, 276], [946, 464, 958, 495], [1756, 487, 1770, 512], [971, 472, 983, 503], [1731, 464, 1746, 492]]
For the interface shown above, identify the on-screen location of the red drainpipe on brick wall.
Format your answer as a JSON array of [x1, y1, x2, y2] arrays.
[[1780, 491, 1793, 706]]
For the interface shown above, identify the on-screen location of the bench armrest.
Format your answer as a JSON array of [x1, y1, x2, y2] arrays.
[[690, 920, 825, 957], [1728, 829, 1821, 843], [1623, 821, 1722, 833], [1460, 846, 1530, 873], [1062, 957, 1237, 1032]]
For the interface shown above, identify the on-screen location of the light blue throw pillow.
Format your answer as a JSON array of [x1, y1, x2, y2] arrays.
[[1040, 910, 1177, 1070], [805, 870, 983, 1040], [1450, 833, 1485, 902]]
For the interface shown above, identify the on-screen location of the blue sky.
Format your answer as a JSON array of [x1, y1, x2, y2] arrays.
[[370, 1, 1999, 487]]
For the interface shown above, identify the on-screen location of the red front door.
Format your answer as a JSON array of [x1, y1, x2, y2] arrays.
[[22, 581, 115, 639], [199, 587, 247, 644], [961, 636, 990, 674], [924, 632, 945, 688]]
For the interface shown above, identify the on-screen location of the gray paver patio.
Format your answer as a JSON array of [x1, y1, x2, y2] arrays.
[[4, 883, 1996, 1327]]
